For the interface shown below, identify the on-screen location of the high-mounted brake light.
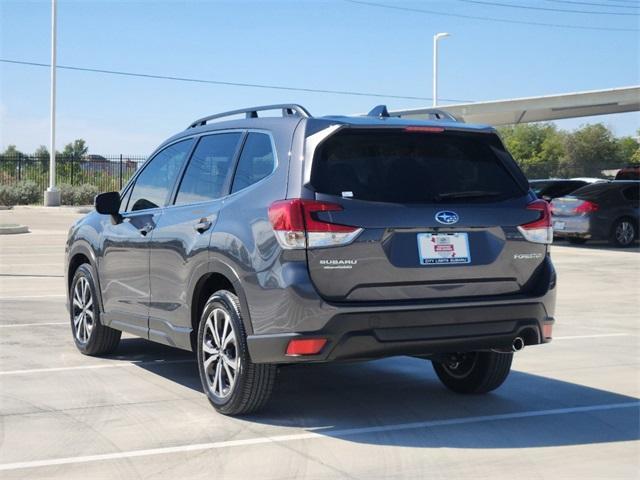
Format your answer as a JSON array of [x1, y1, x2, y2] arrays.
[[517, 199, 553, 244], [404, 126, 445, 133], [268, 199, 363, 249]]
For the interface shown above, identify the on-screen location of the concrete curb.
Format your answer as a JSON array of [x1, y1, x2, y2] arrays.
[[0, 224, 29, 235]]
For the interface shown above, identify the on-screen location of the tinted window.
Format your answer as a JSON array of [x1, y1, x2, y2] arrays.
[[231, 133, 275, 193], [175, 133, 242, 205], [127, 139, 192, 211], [622, 185, 639, 202], [530, 181, 554, 195], [570, 183, 611, 199], [311, 130, 524, 203], [536, 181, 586, 198]]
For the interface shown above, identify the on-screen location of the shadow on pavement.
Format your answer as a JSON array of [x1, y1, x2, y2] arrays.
[[118, 338, 640, 449]]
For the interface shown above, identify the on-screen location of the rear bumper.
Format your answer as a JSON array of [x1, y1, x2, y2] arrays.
[[247, 290, 556, 364], [553, 215, 591, 238]]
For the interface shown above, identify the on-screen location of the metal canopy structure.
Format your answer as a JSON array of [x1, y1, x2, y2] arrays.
[[390, 86, 640, 126]]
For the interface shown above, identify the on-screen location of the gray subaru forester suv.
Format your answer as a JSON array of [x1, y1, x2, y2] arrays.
[[65, 104, 556, 415]]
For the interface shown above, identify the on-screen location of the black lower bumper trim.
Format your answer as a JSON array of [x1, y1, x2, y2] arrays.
[[247, 302, 553, 364]]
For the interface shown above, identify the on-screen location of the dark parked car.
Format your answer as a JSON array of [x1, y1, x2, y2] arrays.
[[529, 178, 603, 202], [551, 181, 640, 247], [65, 104, 557, 415], [615, 165, 640, 181]]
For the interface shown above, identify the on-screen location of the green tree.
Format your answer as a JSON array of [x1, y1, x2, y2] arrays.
[[498, 124, 565, 178], [61, 139, 88, 161], [560, 124, 619, 177], [616, 135, 639, 166], [34, 145, 50, 163], [1, 145, 25, 160]]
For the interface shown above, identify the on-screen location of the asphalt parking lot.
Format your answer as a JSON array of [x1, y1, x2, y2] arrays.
[[0, 206, 638, 479]]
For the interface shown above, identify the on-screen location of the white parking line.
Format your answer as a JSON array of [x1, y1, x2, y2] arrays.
[[0, 359, 194, 376], [0, 332, 631, 376], [0, 402, 637, 472], [553, 333, 631, 340], [0, 322, 67, 328], [0, 294, 65, 300]]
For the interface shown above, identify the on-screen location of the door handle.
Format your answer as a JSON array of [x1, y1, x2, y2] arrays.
[[194, 218, 212, 233], [139, 223, 154, 236]]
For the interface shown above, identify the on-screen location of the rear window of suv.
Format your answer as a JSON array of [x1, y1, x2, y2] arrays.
[[310, 129, 526, 204]]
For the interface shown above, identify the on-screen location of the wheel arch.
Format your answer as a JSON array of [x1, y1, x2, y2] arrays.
[[67, 242, 104, 313], [190, 260, 254, 351]]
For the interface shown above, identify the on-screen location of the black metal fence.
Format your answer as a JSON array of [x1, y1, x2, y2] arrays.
[[0, 154, 147, 195]]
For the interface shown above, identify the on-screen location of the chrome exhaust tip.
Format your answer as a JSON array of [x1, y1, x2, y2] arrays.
[[512, 337, 525, 352]]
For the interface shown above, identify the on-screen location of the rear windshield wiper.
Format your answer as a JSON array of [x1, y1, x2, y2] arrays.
[[434, 190, 503, 201]]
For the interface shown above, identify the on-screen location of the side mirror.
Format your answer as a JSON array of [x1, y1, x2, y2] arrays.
[[95, 191, 121, 216]]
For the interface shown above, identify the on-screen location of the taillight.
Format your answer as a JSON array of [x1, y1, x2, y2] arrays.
[[268, 199, 362, 249], [574, 200, 599, 215], [517, 199, 553, 244]]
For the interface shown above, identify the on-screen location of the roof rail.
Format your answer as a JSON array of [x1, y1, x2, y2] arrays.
[[393, 108, 462, 123], [187, 104, 312, 129]]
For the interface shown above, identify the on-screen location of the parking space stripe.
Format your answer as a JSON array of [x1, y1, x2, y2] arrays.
[[0, 295, 65, 300], [0, 322, 67, 328], [553, 333, 631, 340], [0, 402, 637, 472], [0, 359, 194, 376], [0, 332, 631, 376]]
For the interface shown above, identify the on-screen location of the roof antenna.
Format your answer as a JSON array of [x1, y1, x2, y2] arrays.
[[367, 105, 390, 118]]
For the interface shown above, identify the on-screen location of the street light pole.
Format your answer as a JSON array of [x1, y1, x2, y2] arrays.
[[432, 32, 450, 108], [45, 0, 60, 206]]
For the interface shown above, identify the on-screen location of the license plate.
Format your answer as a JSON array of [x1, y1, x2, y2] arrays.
[[417, 233, 471, 265], [553, 221, 566, 230]]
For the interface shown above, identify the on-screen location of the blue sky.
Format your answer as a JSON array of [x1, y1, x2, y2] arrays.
[[1, 0, 638, 155]]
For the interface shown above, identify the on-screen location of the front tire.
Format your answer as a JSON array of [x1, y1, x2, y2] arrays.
[[432, 351, 513, 394], [197, 290, 276, 415], [70, 264, 121, 355]]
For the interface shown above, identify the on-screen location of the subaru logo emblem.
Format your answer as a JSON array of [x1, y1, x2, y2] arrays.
[[435, 211, 459, 225]]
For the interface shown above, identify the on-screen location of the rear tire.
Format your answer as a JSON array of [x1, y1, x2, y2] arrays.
[[432, 351, 513, 394], [70, 264, 121, 355], [567, 237, 588, 245], [197, 290, 276, 415], [610, 218, 636, 248]]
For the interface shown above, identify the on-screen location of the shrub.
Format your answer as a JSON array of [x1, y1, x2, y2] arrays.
[[60, 183, 100, 205], [0, 181, 39, 205]]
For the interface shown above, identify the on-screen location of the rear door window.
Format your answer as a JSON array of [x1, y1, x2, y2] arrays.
[[174, 133, 242, 205], [622, 185, 639, 203], [231, 133, 275, 193], [310, 130, 525, 203]]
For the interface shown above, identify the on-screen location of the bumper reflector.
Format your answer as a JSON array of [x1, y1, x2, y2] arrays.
[[543, 323, 553, 340], [285, 338, 327, 356]]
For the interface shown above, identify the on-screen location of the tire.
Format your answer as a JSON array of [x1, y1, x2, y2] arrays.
[[567, 237, 588, 245], [197, 290, 276, 415], [609, 218, 636, 248], [432, 351, 513, 394], [70, 264, 121, 355]]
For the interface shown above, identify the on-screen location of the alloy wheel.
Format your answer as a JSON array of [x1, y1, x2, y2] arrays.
[[72, 277, 94, 343], [202, 307, 239, 399], [615, 221, 635, 246]]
